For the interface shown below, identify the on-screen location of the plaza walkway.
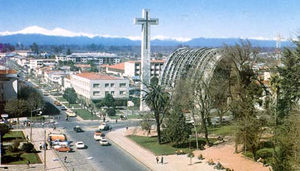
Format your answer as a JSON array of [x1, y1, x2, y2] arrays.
[[1, 128, 66, 171], [106, 128, 217, 171]]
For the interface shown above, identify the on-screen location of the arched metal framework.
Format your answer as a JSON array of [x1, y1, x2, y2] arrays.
[[160, 47, 224, 88]]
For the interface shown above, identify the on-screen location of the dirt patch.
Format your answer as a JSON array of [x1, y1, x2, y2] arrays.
[[125, 127, 157, 137], [194, 143, 271, 171]]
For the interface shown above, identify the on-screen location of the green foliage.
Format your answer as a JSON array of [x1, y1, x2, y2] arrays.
[[63, 88, 77, 104], [140, 114, 153, 133], [102, 93, 116, 108], [0, 124, 10, 137], [30, 42, 39, 54], [256, 148, 273, 159], [21, 143, 34, 153], [5, 99, 28, 118], [106, 108, 116, 116], [143, 77, 170, 144], [162, 106, 192, 146]]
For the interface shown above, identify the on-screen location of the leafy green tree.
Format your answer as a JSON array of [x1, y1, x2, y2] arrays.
[[163, 106, 192, 146], [5, 99, 28, 128], [140, 113, 153, 135], [63, 88, 77, 104], [143, 77, 170, 144], [102, 93, 116, 108], [0, 124, 9, 138]]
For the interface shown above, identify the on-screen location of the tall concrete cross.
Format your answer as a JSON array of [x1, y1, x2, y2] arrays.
[[134, 9, 159, 111]]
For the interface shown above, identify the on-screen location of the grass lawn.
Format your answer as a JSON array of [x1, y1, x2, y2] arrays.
[[72, 109, 100, 120], [208, 124, 236, 136], [128, 135, 199, 155], [68, 103, 81, 109], [3, 131, 25, 141], [2, 151, 41, 164], [56, 96, 67, 102]]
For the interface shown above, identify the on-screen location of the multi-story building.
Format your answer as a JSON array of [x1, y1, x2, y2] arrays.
[[56, 52, 121, 65], [70, 72, 129, 100], [29, 59, 56, 70], [0, 67, 18, 113], [124, 60, 165, 79]]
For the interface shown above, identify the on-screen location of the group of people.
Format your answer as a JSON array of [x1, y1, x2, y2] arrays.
[[156, 156, 164, 164]]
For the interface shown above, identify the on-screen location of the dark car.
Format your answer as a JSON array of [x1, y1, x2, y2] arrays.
[[73, 126, 84, 133]]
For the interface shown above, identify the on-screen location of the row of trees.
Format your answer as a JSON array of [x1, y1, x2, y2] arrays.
[[143, 40, 300, 170]]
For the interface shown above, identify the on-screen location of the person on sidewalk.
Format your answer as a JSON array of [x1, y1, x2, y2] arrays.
[[161, 156, 164, 165], [156, 156, 159, 164], [64, 156, 67, 163]]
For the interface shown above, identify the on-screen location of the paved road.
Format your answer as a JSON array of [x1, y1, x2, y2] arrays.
[[43, 97, 148, 171]]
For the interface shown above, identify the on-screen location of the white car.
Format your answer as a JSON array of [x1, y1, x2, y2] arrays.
[[94, 134, 104, 141], [75, 141, 85, 149], [99, 139, 109, 146]]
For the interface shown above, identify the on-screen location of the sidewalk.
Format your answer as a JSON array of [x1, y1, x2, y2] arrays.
[[106, 128, 217, 171], [22, 128, 66, 171]]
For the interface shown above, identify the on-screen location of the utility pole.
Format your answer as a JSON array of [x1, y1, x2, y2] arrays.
[[44, 129, 47, 171]]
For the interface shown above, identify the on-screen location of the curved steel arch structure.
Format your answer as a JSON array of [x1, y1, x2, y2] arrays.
[[160, 47, 224, 88]]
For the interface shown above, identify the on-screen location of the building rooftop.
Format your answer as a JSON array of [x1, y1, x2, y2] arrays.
[[106, 62, 125, 71], [75, 72, 122, 80], [0, 70, 17, 74], [127, 60, 165, 64]]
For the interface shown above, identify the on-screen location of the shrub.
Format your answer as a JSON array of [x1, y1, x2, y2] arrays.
[[106, 108, 116, 116], [21, 142, 34, 153], [256, 148, 273, 159], [243, 151, 254, 159]]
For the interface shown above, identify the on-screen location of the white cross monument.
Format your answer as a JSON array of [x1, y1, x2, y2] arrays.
[[134, 9, 159, 111]]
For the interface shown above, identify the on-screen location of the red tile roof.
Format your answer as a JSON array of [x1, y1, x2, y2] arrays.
[[75, 72, 122, 80], [0, 70, 17, 74], [106, 63, 125, 71]]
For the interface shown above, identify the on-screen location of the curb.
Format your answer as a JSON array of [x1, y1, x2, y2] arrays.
[[106, 129, 152, 171]]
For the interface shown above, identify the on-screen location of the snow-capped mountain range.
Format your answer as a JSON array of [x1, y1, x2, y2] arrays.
[[0, 26, 292, 47]]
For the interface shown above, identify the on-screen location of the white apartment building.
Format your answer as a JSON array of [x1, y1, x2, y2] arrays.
[[56, 52, 121, 65], [29, 59, 56, 70], [70, 72, 129, 100], [124, 60, 165, 78]]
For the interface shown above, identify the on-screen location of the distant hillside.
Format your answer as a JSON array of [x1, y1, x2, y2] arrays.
[[0, 33, 293, 47]]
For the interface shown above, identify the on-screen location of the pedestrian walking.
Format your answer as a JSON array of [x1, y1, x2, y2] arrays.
[[161, 156, 164, 164], [53, 125, 56, 130], [39, 143, 42, 151], [115, 119, 118, 123], [64, 156, 67, 163], [156, 156, 159, 164]]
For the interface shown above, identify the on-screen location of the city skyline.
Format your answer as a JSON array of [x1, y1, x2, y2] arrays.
[[0, 0, 299, 41]]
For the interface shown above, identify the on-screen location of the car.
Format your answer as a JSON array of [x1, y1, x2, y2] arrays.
[[43, 93, 49, 96], [54, 101, 62, 106], [99, 138, 109, 146], [75, 141, 85, 149], [61, 106, 67, 111], [94, 130, 105, 140], [73, 126, 84, 133], [98, 123, 110, 131], [54, 146, 71, 152], [66, 110, 76, 117]]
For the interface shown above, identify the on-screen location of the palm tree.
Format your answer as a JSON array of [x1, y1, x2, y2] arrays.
[[143, 77, 170, 144]]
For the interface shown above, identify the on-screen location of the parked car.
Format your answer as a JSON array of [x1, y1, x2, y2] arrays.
[[51, 140, 70, 146], [99, 138, 109, 146], [55, 146, 71, 152], [66, 110, 76, 117], [61, 106, 67, 111], [54, 101, 62, 106], [75, 141, 85, 149], [73, 126, 84, 133]]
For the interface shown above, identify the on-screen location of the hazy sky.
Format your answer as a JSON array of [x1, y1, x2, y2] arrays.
[[0, 0, 299, 40]]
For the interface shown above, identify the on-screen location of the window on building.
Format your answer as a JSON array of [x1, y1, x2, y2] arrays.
[[111, 91, 115, 95], [119, 83, 126, 87], [119, 91, 125, 95], [93, 84, 100, 88], [105, 83, 109, 87], [110, 83, 115, 87], [93, 91, 100, 96], [105, 91, 109, 95]]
